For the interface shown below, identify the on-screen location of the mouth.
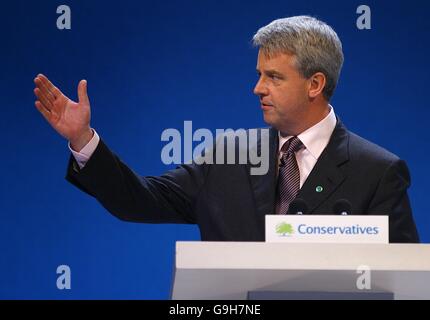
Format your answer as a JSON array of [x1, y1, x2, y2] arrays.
[[261, 102, 274, 111]]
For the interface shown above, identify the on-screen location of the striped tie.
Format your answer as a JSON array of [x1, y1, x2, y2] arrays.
[[276, 136, 304, 215]]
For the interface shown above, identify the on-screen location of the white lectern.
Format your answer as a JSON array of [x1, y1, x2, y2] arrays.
[[171, 242, 430, 300]]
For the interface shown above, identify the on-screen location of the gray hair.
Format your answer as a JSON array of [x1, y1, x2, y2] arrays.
[[252, 16, 344, 100]]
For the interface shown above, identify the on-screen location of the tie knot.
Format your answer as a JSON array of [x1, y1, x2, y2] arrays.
[[281, 136, 303, 155]]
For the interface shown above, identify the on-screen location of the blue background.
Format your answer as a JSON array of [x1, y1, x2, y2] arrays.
[[1, 0, 429, 299]]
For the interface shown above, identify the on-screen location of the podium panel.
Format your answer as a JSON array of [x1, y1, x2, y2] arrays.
[[171, 242, 430, 300]]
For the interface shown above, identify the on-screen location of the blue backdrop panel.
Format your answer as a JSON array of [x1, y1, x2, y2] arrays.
[[0, 0, 428, 299]]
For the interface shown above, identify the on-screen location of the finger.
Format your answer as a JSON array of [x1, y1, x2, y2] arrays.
[[34, 77, 55, 104], [77, 80, 90, 105], [35, 100, 53, 123], [37, 74, 62, 99], [34, 88, 54, 111]]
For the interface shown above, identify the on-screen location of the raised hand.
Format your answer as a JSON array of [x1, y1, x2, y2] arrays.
[[33, 74, 93, 151]]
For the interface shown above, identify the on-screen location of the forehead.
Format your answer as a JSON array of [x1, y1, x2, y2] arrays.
[[256, 49, 297, 71]]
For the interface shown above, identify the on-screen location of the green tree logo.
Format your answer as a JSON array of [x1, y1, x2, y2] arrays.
[[276, 222, 294, 236]]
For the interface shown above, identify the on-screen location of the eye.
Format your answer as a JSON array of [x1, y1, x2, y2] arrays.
[[269, 74, 282, 81]]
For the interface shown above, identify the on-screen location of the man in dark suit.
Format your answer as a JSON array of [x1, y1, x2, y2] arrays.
[[33, 16, 419, 243]]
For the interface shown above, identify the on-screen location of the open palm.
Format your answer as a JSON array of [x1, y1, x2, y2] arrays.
[[34, 74, 93, 149]]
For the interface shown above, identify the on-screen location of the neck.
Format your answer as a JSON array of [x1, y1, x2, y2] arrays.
[[281, 102, 331, 136]]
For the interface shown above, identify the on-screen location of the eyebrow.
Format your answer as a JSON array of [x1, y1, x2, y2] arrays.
[[256, 69, 285, 77]]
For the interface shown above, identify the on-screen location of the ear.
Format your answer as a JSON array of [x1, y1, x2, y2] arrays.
[[308, 72, 326, 99]]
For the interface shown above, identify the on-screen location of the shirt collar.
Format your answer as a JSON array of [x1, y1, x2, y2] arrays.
[[278, 106, 337, 160]]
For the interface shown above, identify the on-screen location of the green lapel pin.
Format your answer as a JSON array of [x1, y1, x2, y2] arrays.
[[316, 186, 323, 193]]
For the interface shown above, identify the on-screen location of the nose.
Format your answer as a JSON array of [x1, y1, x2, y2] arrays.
[[253, 77, 268, 96]]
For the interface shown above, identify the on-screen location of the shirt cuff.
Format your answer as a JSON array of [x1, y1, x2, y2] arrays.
[[69, 129, 100, 169]]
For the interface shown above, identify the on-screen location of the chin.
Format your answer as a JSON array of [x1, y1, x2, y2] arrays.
[[262, 114, 279, 129]]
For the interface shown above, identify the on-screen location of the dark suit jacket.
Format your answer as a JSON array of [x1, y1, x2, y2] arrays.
[[66, 120, 419, 243]]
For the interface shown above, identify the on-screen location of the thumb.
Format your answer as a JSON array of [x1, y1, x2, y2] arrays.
[[77, 79, 90, 105]]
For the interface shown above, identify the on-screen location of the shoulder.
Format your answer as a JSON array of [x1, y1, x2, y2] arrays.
[[347, 130, 401, 164], [345, 130, 410, 182], [328, 123, 411, 187]]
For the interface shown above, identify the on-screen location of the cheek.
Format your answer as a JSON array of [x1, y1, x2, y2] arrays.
[[273, 90, 294, 107], [276, 85, 306, 105], [273, 90, 305, 116]]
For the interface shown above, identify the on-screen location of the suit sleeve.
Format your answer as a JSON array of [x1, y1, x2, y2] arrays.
[[65, 139, 207, 224], [367, 159, 420, 243]]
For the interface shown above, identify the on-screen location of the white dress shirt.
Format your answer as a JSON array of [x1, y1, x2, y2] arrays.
[[278, 106, 337, 188], [69, 129, 100, 169], [70, 107, 337, 176]]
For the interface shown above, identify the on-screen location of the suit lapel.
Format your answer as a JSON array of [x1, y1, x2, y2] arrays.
[[248, 128, 279, 216], [296, 119, 350, 213], [248, 120, 350, 216]]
